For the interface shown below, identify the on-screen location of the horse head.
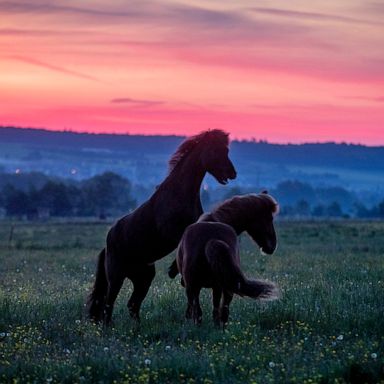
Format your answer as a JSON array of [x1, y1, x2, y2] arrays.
[[199, 130, 237, 185], [247, 192, 279, 255]]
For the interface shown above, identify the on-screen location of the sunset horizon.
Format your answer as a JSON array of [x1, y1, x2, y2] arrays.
[[1, 1, 383, 145], [2, 123, 383, 147]]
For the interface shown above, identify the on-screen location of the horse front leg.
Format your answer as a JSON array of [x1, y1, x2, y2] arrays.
[[127, 264, 156, 321], [220, 291, 234, 328], [212, 287, 222, 327]]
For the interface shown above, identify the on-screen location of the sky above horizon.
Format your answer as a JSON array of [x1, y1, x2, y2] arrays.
[[0, 0, 383, 144]]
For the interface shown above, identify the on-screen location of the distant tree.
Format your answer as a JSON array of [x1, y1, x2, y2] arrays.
[[312, 204, 325, 217], [82, 172, 136, 217], [273, 180, 315, 206], [223, 186, 244, 200], [2, 184, 29, 217], [354, 202, 370, 218], [369, 199, 384, 218], [279, 205, 294, 216], [295, 199, 310, 216], [37, 181, 73, 216], [377, 200, 384, 217], [326, 201, 343, 217]]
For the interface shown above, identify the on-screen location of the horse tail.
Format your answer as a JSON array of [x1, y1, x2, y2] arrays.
[[205, 239, 279, 301], [87, 248, 108, 322]]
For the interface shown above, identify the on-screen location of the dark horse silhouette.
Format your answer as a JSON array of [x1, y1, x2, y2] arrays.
[[87, 130, 237, 324], [176, 192, 280, 326]]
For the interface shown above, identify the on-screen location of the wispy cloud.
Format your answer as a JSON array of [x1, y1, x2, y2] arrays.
[[250, 7, 383, 26], [8, 55, 101, 82], [0, 1, 141, 18], [110, 97, 164, 108], [346, 96, 384, 102]]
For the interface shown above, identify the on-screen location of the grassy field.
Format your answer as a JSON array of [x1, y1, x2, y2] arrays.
[[0, 220, 383, 383]]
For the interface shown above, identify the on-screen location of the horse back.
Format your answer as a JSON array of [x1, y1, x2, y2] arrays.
[[177, 222, 238, 288]]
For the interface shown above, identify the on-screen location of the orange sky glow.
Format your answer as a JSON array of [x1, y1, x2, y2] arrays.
[[0, 1, 383, 144]]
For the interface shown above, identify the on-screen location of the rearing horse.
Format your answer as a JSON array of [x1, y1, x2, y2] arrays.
[[87, 130, 237, 324]]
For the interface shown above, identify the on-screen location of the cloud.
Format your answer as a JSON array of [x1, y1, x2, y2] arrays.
[[346, 96, 384, 102], [8, 55, 101, 82], [2, 1, 384, 85], [0, 1, 309, 39], [110, 98, 164, 108], [0, 1, 141, 18], [250, 7, 383, 26]]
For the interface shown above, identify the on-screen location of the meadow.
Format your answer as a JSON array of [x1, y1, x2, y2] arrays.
[[0, 220, 383, 383]]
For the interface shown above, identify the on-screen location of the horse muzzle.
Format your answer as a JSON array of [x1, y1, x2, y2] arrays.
[[260, 243, 277, 255]]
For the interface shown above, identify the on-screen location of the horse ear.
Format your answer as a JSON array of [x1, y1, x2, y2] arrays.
[[261, 190, 268, 194]]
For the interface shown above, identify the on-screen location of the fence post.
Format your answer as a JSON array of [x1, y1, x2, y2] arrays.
[[8, 224, 14, 248]]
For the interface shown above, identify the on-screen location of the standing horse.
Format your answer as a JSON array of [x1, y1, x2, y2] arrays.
[[87, 130, 237, 324], [176, 192, 279, 326]]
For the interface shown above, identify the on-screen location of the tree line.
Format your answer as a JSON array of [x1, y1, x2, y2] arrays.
[[209, 180, 384, 219], [0, 172, 136, 219], [0, 172, 383, 219]]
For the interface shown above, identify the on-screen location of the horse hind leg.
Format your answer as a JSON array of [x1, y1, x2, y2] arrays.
[[127, 264, 156, 321], [186, 285, 202, 325], [220, 291, 234, 328], [103, 275, 125, 326]]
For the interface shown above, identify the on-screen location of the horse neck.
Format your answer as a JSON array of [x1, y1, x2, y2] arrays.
[[211, 211, 246, 235], [161, 149, 205, 208]]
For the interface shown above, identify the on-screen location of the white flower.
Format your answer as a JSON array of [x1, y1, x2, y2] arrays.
[[75, 320, 81, 324], [337, 335, 344, 341], [63, 348, 71, 354], [165, 345, 171, 351], [371, 353, 377, 359], [104, 347, 109, 352], [268, 361, 275, 368], [144, 358, 151, 365]]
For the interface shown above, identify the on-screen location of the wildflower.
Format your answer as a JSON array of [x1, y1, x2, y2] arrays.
[[371, 353, 377, 359], [63, 348, 71, 354], [268, 361, 276, 368], [144, 358, 151, 365], [104, 347, 109, 352], [337, 335, 343, 341], [165, 345, 171, 351], [75, 320, 81, 324]]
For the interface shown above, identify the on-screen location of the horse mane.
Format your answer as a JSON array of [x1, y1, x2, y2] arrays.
[[168, 129, 229, 173], [210, 193, 279, 223]]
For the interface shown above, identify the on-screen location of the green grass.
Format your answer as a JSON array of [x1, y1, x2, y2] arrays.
[[0, 220, 383, 383]]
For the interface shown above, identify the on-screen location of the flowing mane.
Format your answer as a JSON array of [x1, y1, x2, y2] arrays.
[[209, 193, 279, 224], [168, 129, 229, 173]]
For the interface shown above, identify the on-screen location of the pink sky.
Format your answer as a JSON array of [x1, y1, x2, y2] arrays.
[[0, 0, 383, 144]]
